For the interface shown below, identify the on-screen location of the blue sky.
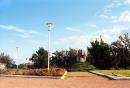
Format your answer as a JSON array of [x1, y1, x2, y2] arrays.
[[0, 0, 130, 64]]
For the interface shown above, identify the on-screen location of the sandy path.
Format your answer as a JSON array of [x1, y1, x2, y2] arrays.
[[0, 72, 130, 88]]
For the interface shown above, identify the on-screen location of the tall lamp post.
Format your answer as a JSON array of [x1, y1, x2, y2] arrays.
[[16, 47, 19, 69], [47, 22, 52, 71]]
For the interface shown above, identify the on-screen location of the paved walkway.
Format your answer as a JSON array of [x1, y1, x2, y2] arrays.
[[0, 72, 130, 88]]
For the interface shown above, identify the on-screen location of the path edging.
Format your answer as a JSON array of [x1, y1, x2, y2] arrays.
[[0, 71, 68, 79], [89, 71, 130, 80]]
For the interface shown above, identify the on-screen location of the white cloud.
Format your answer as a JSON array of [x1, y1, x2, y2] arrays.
[[0, 24, 39, 38], [55, 25, 129, 49], [110, 0, 130, 5], [101, 0, 122, 15], [65, 27, 81, 32], [100, 14, 109, 19], [95, 25, 129, 43], [124, 0, 130, 4], [100, 0, 130, 20], [103, 3, 115, 13], [30, 40, 47, 45], [101, 11, 130, 23], [0, 25, 39, 34], [111, 11, 130, 23], [55, 35, 90, 49], [18, 33, 32, 38], [97, 26, 128, 35]]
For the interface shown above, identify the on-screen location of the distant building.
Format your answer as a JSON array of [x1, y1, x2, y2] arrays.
[[0, 63, 6, 69], [61, 49, 87, 63], [53, 49, 87, 63], [76, 49, 87, 63]]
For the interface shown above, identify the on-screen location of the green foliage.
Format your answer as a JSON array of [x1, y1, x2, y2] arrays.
[[51, 48, 77, 71], [71, 62, 97, 72], [0, 53, 14, 65], [27, 34, 130, 70], [88, 33, 130, 69], [87, 38, 112, 69], [18, 63, 34, 69], [68, 48, 77, 57], [18, 63, 32, 69], [29, 48, 48, 68], [111, 33, 130, 68]]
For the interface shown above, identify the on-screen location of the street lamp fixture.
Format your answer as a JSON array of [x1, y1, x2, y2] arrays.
[[47, 22, 52, 31], [47, 22, 52, 71]]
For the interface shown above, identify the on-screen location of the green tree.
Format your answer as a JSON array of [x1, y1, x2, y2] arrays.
[[111, 33, 130, 68], [29, 48, 48, 68], [0, 53, 14, 65], [87, 38, 112, 69], [51, 48, 77, 71], [67, 48, 77, 69]]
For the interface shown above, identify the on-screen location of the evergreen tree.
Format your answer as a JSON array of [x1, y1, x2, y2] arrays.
[[87, 37, 112, 69], [29, 48, 48, 68]]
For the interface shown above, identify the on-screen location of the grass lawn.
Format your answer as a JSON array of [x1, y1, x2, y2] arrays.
[[71, 63, 97, 72], [95, 70, 130, 77]]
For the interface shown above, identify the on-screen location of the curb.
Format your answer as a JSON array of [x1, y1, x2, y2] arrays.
[[0, 71, 68, 79], [89, 71, 130, 80], [61, 71, 68, 79]]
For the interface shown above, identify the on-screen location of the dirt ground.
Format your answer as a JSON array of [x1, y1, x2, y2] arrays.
[[0, 72, 130, 88]]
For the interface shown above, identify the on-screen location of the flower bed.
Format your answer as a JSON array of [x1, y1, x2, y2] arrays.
[[0, 68, 67, 76]]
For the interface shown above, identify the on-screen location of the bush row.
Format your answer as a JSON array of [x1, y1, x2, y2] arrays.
[[0, 68, 66, 76]]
